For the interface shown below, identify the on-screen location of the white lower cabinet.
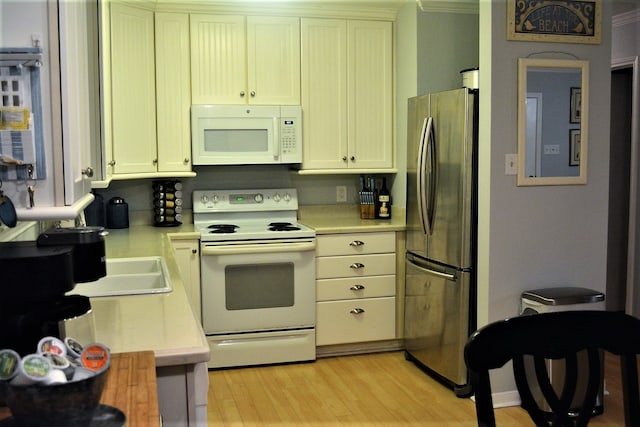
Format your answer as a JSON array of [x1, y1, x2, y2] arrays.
[[156, 362, 208, 427], [316, 232, 396, 346], [171, 239, 201, 322]]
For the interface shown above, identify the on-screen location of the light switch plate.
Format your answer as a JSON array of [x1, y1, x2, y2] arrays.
[[505, 154, 517, 175]]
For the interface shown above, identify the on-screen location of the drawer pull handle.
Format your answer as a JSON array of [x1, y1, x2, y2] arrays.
[[350, 308, 365, 315], [349, 263, 365, 269], [349, 240, 365, 247], [350, 284, 365, 291]]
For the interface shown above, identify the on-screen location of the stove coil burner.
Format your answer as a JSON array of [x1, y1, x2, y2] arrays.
[[268, 222, 301, 232], [208, 224, 239, 234]]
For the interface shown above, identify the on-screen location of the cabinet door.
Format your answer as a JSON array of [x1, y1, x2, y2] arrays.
[[58, 0, 97, 204], [247, 16, 300, 105], [190, 14, 245, 104], [347, 20, 393, 169], [155, 13, 191, 172], [301, 18, 348, 169], [110, 4, 157, 174], [172, 240, 201, 322]]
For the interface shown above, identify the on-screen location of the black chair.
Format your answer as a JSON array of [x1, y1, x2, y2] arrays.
[[464, 310, 640, 427]]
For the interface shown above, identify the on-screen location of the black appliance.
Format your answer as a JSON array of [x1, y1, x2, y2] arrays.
[[0, 227, 107, 355]]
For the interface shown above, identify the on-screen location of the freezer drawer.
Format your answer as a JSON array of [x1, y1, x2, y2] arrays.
[[404, 256, 471, 389]]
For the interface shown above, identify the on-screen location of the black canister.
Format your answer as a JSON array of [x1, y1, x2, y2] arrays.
[[84, 190, 105, 227], [106, 197, 129, 229]]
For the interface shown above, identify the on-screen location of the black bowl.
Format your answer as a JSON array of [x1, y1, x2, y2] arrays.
[[0, 367, 108, 427]]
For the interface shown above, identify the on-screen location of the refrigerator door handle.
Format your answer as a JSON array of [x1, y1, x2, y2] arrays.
[[425, 116, 438, 235], [407, 256, 456, 282], [417, 117, 432, 235]]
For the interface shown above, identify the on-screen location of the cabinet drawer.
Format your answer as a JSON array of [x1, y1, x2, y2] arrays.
[[316, 232, 395, 256], [316, 297, 395, 345], [316, 253, 395, 279], [317, 275, 395, 301]]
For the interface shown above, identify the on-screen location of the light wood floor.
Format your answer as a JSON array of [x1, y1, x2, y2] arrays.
[[207, 351, 627, 426]]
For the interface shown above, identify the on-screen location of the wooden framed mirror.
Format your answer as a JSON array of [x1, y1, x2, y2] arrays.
[[517, 58, 589, 186]]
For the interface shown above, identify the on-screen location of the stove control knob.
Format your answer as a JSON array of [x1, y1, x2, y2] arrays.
[[283, 193, 291, 202], [212, 195, 220, 203], [273, 193, 281, 202], [254, 193, 264, 203], [201, 194, 209, 204]]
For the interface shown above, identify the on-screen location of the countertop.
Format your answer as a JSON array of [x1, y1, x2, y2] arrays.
[[92, 222, 208, 368], [298, 205, 405, 233], [0, 351, 160, 424]]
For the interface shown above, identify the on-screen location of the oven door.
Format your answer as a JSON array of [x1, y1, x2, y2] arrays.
[[200, 239, 316, 334]]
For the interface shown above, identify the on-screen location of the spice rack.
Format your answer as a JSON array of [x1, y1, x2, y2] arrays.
[[152, 180, 183, 227]]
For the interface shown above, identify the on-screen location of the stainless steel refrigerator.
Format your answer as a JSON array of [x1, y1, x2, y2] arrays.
[[404, 88, 477, 397]]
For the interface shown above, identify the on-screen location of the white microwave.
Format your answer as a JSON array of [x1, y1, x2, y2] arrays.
[[191, 105, 302, 165]]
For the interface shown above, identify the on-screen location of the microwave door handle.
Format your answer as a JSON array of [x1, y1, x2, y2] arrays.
[[273, 117, 280, 160]]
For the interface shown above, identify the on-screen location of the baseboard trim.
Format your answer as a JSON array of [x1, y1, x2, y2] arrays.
[[491, 391, 521, 408], [317, 340, 404, 358]]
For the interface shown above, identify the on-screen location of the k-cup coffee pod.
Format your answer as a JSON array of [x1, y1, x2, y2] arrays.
[[0, 349, 20, 381], [64, 337, 84, 360], [38, 336, 67, 358], [80, 343, 110, 374], [42, 351, 74, 380], [11, 354, 52, 385]]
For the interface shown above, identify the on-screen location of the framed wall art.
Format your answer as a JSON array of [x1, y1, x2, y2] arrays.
[[507, 0, 602, 44], [570, 87, 581, 123], [569, 129, 581, 166]]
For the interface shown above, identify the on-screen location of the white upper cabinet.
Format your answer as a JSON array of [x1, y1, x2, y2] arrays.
[[246, 16, 301, 105], [301, 19, 393, 172], [96, 3, 195, 185], [190, 14, 300, 105], [301, 18, 348, 170], [347, 20, 393, 170], [109, 3, 157, 174], [57, 0, 98, 204], [155, 12, 192, 173]]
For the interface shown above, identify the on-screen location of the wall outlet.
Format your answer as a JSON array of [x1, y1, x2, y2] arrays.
[[336, 185, 347, 203]]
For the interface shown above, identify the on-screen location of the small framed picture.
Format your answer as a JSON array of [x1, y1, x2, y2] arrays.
[[570, 87, 581, 124], [507, 0, 602, 45], [569, 129, 581, 166]]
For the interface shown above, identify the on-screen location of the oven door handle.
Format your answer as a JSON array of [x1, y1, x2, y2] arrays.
[[201, 241, 316, 256]]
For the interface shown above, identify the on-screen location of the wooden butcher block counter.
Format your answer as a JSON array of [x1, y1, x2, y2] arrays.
[[0, 351, 160, 425], [101, 351, 160, 425]]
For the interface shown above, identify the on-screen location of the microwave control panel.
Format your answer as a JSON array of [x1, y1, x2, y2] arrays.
[[279, 106, 302, 163]]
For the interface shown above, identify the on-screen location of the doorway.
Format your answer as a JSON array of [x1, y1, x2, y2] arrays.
[[607, 63, 636, 314]]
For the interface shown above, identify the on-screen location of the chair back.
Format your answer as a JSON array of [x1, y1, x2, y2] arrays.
[[464, 310, 640, 427]]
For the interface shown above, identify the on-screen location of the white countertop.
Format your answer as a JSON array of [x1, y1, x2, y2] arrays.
[[90, 223, 208, 367], [298, 205, 405, 233]]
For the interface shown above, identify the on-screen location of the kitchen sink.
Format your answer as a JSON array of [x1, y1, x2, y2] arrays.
[[67, 256, 172, 297]]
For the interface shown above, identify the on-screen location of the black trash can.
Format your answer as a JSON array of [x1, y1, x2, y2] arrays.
[[520, 287, 606, 417]]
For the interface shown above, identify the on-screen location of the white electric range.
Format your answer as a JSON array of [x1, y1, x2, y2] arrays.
[[193, 188, 317, 369]]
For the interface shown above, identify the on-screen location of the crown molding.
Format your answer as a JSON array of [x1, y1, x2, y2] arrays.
[[417, 0, 478, 14], [613, 9, 640, 27]]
